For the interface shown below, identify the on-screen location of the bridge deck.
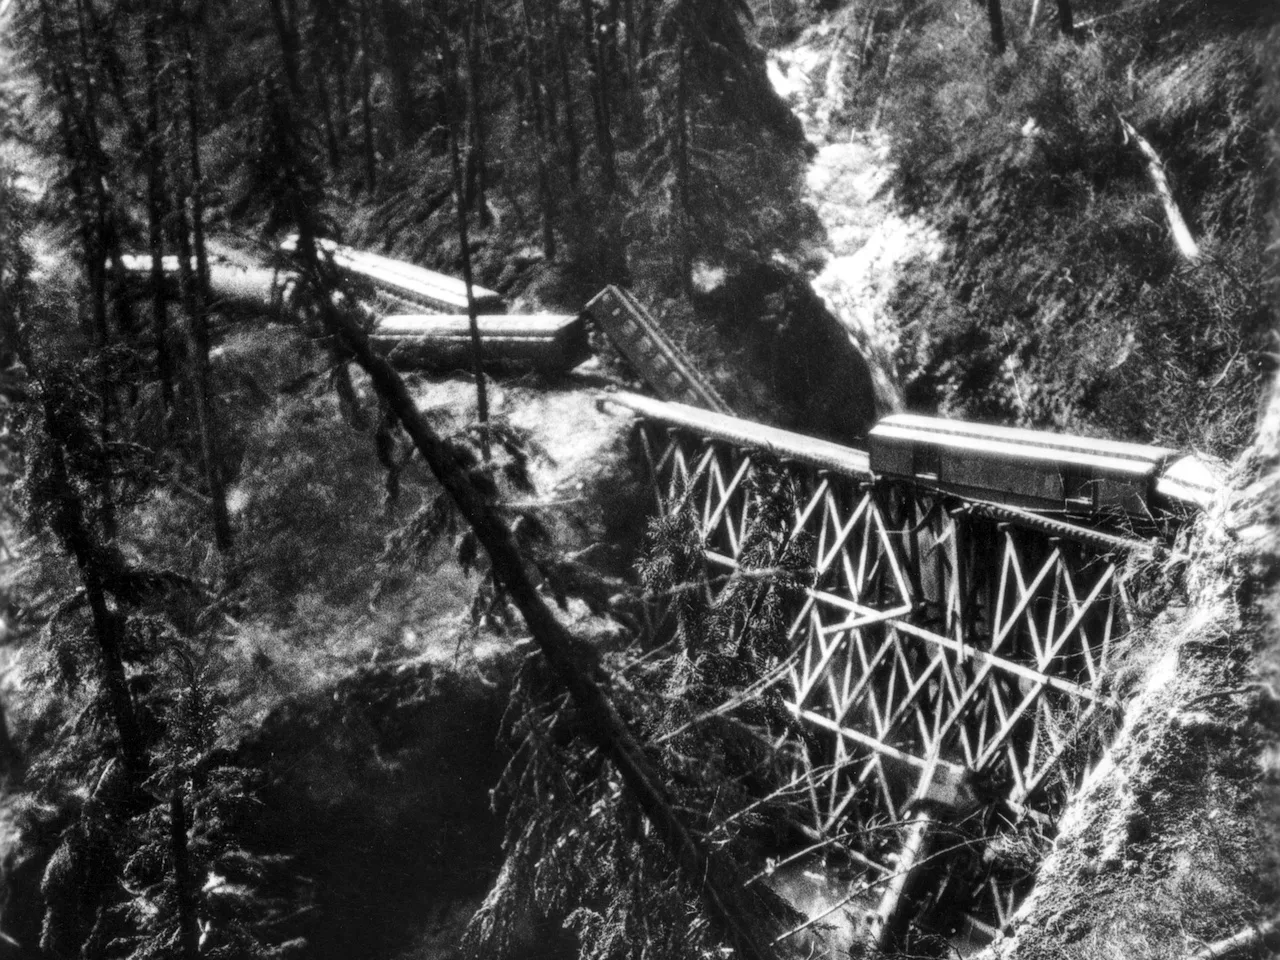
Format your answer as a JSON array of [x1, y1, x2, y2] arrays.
[[614, 388, 1206, 948], [605, 392, 870, 477]]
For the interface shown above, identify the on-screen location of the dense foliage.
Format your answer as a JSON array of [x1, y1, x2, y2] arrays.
[[0, 0, 1276, 958], [832, 0, 1276, 457], [468, 467, 817, 960]]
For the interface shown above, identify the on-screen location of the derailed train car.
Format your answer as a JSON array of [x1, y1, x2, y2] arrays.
[[868, 413, 1222, 518]]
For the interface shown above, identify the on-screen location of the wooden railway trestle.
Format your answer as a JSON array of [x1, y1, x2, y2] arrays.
[[611, 393, 1164, 949]]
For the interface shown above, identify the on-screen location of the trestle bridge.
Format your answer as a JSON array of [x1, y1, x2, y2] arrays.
[[604, 391, 1212, 948], [122, 240, 1219, 951]]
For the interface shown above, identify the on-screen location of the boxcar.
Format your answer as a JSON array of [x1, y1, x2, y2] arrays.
[[868, 414, 1178, 517]]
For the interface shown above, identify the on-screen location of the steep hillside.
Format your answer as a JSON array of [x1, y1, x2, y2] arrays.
[[803, 0, 1277, 459], [0, 1, 1276, 960]]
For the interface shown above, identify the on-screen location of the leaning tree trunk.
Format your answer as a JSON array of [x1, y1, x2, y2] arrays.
[[307, 282, 777, 960], [1024, 0, 1042, 41], [1119, 115, 1200, 262], [16, 324, 147, 779]]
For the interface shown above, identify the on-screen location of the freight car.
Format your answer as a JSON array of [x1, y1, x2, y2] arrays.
[[868, 414, 1218, 517], [279, 236, 505, 314]]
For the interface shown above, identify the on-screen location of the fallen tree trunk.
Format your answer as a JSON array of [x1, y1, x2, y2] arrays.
[[310, 283, 780, 960], [1119, 115, 1200, 262], [1188, 917, 1280, 960]]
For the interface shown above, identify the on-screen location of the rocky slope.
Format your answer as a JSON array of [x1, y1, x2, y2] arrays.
[[991, 375, 1280, 959]]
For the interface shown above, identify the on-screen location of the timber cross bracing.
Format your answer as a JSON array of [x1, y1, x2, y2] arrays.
[[610, 393, 1171, 946]]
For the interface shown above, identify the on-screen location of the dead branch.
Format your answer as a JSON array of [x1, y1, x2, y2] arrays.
[[1118, 115, 1200, 262]]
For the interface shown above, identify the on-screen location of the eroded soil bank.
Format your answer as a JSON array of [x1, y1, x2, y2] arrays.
[[989, 378, 1280, 959]]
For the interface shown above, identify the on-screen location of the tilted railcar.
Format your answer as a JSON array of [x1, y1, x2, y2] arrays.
[[280, 235, 506, 314], [868, 414, 1198, 517]]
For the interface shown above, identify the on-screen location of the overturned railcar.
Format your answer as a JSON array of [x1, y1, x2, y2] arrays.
[[280, 235, 506, 314], [867, 414, 1206, 517]]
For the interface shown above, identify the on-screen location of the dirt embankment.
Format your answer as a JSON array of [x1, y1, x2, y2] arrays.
[[994, 377, 1280, 959]]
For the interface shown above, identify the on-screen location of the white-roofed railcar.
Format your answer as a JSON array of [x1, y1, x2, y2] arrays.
[[868, 414, 1216, 518]]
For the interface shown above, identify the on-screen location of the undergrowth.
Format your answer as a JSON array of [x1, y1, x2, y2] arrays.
[[837, 0, 1277, 458], [467, 465, 816, 960]]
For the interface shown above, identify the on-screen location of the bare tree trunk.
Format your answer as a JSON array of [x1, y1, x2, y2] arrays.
[[463, 0, 488, 220], [521, 0, 556, 259], [335, 62, 351, 145], [314, 62, 342, 171], [1119, 115, 1200, 262], [0, 698, 23, 787], [67, 0, 119, 540], [144, 6, 176, 412], [621, 0, 638, 99], [856, 14, 877, 78], [264, 0, 303, 95], [357, 0, 377, 190], [870, 15, 907, 131], [550, 0, 581, 189], [176, 16, 234, 554], [986, 0, 1007, 54], [170, 202, 233, 554], [443, 36, 490, 459], [1055, 0, 1074, 36], [579, 0, 616, 194], [170, 786, 200, 960], [673, 36, 692, 291], [375, 0, 419, 147]]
